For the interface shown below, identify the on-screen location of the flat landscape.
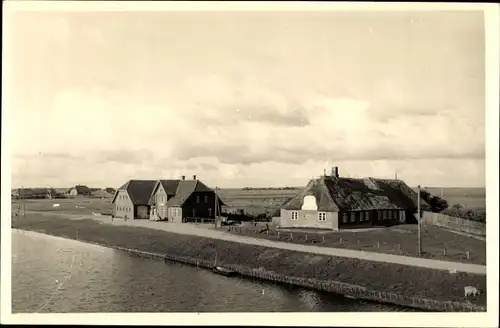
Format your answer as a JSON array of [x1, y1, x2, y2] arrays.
[[11, 185, 487, 266]]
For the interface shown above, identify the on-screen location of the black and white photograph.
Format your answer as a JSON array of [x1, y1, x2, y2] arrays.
[[1, 1, 498, 326]]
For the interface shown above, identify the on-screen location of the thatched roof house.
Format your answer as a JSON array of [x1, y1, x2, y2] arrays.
[[279, 167, 429, 230]]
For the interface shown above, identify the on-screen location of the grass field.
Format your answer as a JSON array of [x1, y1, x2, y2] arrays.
[[224, 222, 486, 265]]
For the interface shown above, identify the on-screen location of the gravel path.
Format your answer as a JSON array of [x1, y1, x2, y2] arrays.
[[28, 211, 487, 275]]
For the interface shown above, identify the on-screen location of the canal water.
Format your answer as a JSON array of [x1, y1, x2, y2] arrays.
[[11, 229, 414, 313]]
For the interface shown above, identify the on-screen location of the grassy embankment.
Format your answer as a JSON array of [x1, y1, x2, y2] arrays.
[[12, 212, 486, 309]]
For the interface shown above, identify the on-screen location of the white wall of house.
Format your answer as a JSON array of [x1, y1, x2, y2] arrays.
[[153, 183, 168, 219], [114, 190, 134, 219], [69, 188, 78, 197], [168, 207, 182, 222], [280, 209, 339, 230]]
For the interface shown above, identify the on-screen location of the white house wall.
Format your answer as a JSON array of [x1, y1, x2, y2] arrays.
[[280, 209, 339, 230], [154, 183, 168, 219], [114, 190, 134, 219]]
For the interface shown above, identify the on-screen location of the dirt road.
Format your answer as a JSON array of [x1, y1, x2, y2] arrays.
[[25, 211, 487, 275]]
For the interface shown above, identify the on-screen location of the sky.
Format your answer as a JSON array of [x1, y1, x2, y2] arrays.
[[6, 9, 486, 189]]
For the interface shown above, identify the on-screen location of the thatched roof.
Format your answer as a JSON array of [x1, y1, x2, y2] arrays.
[[281, 176, 429, 213]]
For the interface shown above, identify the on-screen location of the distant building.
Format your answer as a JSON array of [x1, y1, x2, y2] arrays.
[[105, 187, 116, 194], [17, 188, 52, 199], [112, 180, 158, 219], [148, 175, 225, 222], [279, 166, 429, 230], [68, 185, 92, 197]]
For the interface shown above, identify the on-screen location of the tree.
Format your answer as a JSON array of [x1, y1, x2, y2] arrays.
[[420, 189, 449, 213]]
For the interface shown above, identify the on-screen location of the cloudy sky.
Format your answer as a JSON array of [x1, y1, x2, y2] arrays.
[[6, 9, 485, 188]]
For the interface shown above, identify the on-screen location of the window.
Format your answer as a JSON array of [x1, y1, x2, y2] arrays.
[[196, 196, 200, 203], [318, 212, 326, 221], [291, 212, 298, 220], [383, 210, 387, 220], [204, 195, 208, 203], [360, 212, 364, 222], [342, 213, 348, 223], [350, 212, 356, 223], [193, 209, 197, 217], [208, 208, 212, 216], [365, 211, 370, 222]]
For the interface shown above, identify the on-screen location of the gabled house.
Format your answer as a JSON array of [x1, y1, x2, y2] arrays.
[[280, 167, 429, 230], [112, 180, 157, 219], [105, 187, 116, 194], [68, 185, 92, 197], [148, 175, 225, 222]]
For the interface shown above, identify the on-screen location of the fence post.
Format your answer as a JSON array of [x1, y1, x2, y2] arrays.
[[290, 233, 293, 240], [322, 236, 325, 244], [277, 231, 280, 239], [377, 241, 380, 248], [466, 251, 470, 259], [340, 238, 343, 244], [357, 240, 360, 245], [443, 248, 446, 256], [305, 233, 308, 241]]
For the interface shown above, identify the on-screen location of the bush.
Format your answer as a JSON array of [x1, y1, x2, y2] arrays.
[[442, 206, 486, 223]]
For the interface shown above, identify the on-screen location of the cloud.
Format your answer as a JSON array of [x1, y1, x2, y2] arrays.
[[8, 10, 485, 188]]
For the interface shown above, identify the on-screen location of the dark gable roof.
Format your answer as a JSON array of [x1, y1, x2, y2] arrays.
[[113, 179, 225, 207], [282, 176, 428, 213], [159, 180, 181, 196], [167, 180, 198, 207], [167, 180, 224, 207], [112, 180, 157, 205], [75, 185, 91, 194]]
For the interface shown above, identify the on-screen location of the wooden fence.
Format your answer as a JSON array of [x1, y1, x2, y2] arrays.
[[422, 211, 486, 237]]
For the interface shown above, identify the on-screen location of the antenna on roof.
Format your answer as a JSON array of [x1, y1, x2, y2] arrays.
[[395, 169, 398, 180]]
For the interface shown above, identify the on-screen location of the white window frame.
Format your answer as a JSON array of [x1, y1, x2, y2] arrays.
[[342, 213, 348, 223], [291, 211, 298, 220], [196, 196, 200, 203], [360, 212, 365, 222], [350, 212, 356, 223], [318, 212, 326, 221], [204, 195, 208, 203]]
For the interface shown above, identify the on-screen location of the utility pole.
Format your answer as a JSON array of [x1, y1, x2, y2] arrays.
[[417, 184, 422, 256], [214, 186, 218, 228]]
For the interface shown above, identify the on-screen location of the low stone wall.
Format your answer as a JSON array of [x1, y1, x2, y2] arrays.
[[89, 242, 485, 312], [422, 211, 486, 237]]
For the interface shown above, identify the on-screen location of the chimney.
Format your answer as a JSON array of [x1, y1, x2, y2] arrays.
[[193, 175, 197, 180], [181, 175, 185, 180], [331, 166, 339, 178]]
